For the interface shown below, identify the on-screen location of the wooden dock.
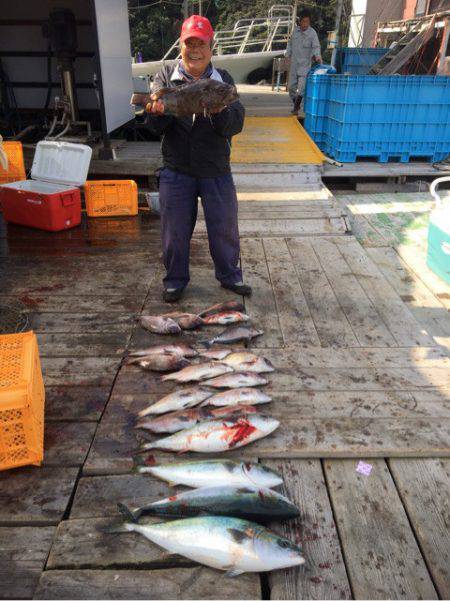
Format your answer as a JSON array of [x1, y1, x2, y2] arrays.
[[0, 87, 449, 600]]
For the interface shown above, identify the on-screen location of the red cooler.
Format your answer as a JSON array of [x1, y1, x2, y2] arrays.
[[0, 141, 92, 231]]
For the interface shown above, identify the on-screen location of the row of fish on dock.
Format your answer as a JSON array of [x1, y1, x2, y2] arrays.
[[105, 300, 305, 575]]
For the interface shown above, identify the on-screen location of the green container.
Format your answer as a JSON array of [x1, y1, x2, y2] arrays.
[[427, 177, 450, 284]]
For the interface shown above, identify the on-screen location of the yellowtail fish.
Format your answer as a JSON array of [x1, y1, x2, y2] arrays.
[[161, 362, 233, 383], [137, 387, 213, 417]]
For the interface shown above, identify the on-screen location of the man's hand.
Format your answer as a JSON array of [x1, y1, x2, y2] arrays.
[[315, 56, 323, 64], [147, 95, 165, 115]]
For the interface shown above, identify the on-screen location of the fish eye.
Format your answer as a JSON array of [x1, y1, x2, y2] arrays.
[[277, 539, 291, 549]]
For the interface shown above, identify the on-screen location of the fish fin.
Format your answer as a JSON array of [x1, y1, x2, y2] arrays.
[[100, 520, 134, 535], [117, 502, 140, 523], [133, 443, 155, 455], [176, 449, 189, 455], [224, 567, 245, 578], [166, 480, 177, 487], [198, 339, 212, 348]]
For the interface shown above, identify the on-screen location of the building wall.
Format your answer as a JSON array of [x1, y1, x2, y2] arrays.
[[362, 0, 405, 45], [403, 0, 417, 20]]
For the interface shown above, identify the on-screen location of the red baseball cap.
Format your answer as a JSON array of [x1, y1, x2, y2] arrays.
[[180, 15, 214, 43]]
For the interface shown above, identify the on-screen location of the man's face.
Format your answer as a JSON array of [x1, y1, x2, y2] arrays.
[[299, 17, 310, 31], [181, 37, 212, 76]]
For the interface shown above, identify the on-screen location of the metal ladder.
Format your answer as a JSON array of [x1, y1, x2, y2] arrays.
[[368, 16, 435, 74]]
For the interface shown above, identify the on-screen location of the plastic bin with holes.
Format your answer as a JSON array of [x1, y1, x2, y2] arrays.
[[0, 331, 45, 471], [427, 176, 450, 284], [0, 140, 92, 231], [0, 141, 26, 185], [84, 180, 138, 217]]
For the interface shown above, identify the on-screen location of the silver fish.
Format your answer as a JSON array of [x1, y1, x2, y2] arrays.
[[222, 352, 275, 373], [139, 315, 181, 335], [139, 415, 279, 453], [205, 326, 264, 346], [202, 311, 250, 326], [202, 372, 268, 389], [136, 459, 283, 488], [125, 352, 190, 372], [118, 484, 299, 522], [128, 344, 198, 358], [105, 516, 305, 574], [161, 361, 234, 383], [206, 387, 272, 407], [198, 348, 232, 361], [199, 300, 245, 318], [138, 387, 213, 417], [135, 404, 258, 434]]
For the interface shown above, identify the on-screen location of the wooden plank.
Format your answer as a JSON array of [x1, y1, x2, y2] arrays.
[[195, 218, 348, 237], [397, 244, 450, 311], [45, 386, 110, 421], [311, 238, 397, 347], [366, 246, 450, 341], [236, 189, 333, 202], [248, 417, 450, 458], [37, 332, 128, 357], [46, 517, 193, 569], [335, 237, 436, 347], [70, 474, 171, 519], [388, 458, 450, 599], [44, 422, 97, 466], [324, 459, 438, 600], [34, 568, 261, 600], [0, 467, 78, 525], [41, 357, 121, 386], [28, 313, 132, 333], [286, 238, 359, 347], [263, 238, 321, 347], [0, 294, 142, 313], [260, 346, 450, 368], [266, 459, 351, 600], [0, 526, 56, 600], [240, 238, 284, 348]]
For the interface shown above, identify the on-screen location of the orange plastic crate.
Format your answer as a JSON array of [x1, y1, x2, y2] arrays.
[[0, 141, 26, 184], [0, 331, 45, 471], [84, 179, 138, 217]]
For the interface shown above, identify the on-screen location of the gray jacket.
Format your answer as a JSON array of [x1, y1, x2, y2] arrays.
[[285, 26, 321, 76]]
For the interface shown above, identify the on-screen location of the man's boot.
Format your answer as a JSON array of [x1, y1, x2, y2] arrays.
[[293, 95, 302, 115]]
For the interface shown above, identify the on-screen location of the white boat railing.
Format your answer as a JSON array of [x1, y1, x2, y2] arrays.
[[162, 4, 294, 60]]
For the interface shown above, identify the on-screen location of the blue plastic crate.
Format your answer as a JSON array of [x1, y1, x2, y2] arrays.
[[305, 74, 450, 163], [338, 47, 389, 74], [304, 73, 332, 143]]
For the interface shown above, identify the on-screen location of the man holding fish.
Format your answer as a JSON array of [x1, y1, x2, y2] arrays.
[[135, 15, 252, 303]]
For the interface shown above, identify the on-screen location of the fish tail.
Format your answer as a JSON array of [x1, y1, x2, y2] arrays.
[[117, 502, 140, 523], [101, 521, 135, 535], [198, 339, 212, 348], [133, 442, 155, 455]]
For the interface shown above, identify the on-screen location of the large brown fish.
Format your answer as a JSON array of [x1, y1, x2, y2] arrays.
[[131, 79, 238, 117], [162, 312, 204, 331], [202, 311, 250, 326], [139, 315, 181, 335]]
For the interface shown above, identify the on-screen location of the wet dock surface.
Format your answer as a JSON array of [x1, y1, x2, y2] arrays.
[[0, 181, 449, 599]]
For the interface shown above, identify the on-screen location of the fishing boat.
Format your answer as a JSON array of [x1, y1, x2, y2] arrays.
[[132, 4, 294, 84]]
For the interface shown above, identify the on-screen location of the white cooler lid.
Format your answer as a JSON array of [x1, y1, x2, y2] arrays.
[[31, 141, 92, 187]]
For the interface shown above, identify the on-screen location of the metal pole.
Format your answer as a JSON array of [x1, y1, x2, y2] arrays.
[[183, 0, 189, 19], [291, 0, 298, 34], [331, 0, 345, 68], [198, 0, 202, 15]]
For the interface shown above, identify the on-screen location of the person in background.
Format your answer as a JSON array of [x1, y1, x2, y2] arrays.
[[285, 10, 322, 115], [143, 15, 251, 303]]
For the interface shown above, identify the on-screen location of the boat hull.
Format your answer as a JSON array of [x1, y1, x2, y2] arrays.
[[132, 50, 284, 85]]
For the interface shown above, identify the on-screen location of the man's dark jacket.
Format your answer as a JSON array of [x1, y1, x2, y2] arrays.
[[146, 64, 245, 178]]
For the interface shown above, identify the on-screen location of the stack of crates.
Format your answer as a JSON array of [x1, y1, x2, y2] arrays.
[[84, 180, 138, 217], [0, 332, 45, 471], [305, 74, 450, 163], [338, 48, 389, 74], [0, 142, 26, 185]]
